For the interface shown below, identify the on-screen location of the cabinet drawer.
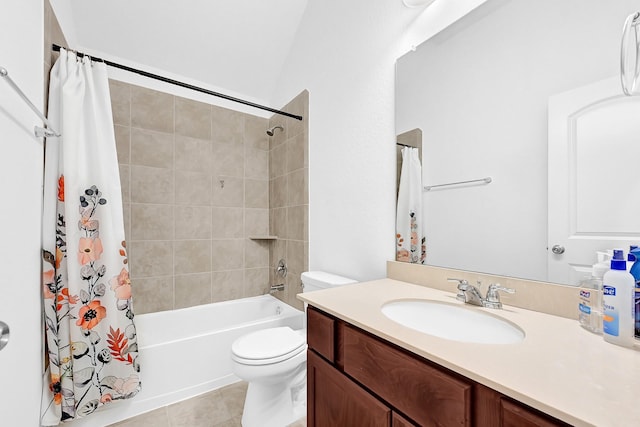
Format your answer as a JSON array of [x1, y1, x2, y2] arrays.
[[501, 398, 571, 427], [307, 306, 335, 363], [343, 325, 472, 427]]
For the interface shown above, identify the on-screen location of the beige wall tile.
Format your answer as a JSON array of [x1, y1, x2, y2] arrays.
[[212, 106, 244, 145], [175, 135, 213, 173], [131, 166, 174, 204], [119, 164, 130, 203], [109, 80, 131, 127], [114, 125, 130, 164], [128, 241, 173, 278], [245, 115, 269, 151], [212, 176, 243, 207], [131, 85, 174, 133], [175, 97, 211, 140], [287, 240, 306, 275], [245, 239, 269, 268], [245, 148, 268, 180], [131, 203, 174, 241], [286, 133, 306, 172], [175, 171, 212, 206], [212, 270, 244, 303], [132, 279, 173, 315], [288, 168, 308, 206], [122, 202, 131, 242], [212, 239, 244, 271], [286, 205, 305, 241], [130, 128, 173, 169], [245, 209, 269, 237], [269, 143, 286, 179], [175, 273, 212, 308], [213, 141, 244, 177], [270, 176, 287, 209], [244, 268, 269, 297], [174, 240, 212, 274], [212, 207, 243, 238], [270, 207, 287, 239], [245, 179, 268, 208], [175, 206, 212, 240]]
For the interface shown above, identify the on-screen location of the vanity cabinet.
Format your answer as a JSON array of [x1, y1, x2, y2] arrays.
[[306, 306, 571, 427]]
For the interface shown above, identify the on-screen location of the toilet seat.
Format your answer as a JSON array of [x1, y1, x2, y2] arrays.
[[232, 327, 306, 366]]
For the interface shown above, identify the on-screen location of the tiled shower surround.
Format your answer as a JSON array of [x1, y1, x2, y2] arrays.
[[268, 91, 309, 311], [110, 80, 308, 314]]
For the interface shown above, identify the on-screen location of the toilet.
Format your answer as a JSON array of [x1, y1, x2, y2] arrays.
[[231, 271, 357, 427]]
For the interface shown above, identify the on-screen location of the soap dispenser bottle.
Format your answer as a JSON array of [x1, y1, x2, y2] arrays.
[[602, 249, 635, 347], [578, 255, 607, 334]]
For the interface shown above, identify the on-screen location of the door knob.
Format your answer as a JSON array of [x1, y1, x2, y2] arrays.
[[0, 321, 9, 351], [551, 245, 565, 255]]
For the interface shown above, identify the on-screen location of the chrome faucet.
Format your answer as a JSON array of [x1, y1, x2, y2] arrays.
[[447, 279, 515, 309]]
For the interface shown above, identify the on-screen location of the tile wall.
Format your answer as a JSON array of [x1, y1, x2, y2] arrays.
[[268, 91, 309, 311], [111, 80, 276, 314]]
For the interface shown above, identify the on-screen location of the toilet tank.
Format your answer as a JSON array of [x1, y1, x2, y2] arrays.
[[301, 271, 357, 293]]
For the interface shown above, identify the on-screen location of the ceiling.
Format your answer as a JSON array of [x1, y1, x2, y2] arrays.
[[52, 0, 309, 105]]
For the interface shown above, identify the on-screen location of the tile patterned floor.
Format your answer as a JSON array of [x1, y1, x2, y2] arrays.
[[107, 381, 306, 427]]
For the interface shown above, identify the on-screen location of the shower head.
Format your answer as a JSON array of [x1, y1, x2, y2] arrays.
[[266, 125, 284, 136]]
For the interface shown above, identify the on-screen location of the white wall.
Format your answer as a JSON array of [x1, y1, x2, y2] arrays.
[[0, 0, 45, 424], [272, 0, 488, 281]]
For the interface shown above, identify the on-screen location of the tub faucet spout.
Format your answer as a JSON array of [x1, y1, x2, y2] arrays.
[[269, 284, 285, 294]]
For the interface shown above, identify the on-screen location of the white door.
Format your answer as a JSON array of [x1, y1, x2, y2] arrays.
[[548, 77, 640, 285]]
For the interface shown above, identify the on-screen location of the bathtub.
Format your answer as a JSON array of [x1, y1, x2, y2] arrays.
[[67, 294, 304, 426]]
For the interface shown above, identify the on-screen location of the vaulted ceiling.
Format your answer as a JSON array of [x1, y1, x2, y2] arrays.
[[52, 0, 309, 105]]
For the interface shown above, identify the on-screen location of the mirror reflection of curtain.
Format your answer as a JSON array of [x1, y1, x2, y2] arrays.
[[396, 146, 426, 264], [41, 48, 141, 425]]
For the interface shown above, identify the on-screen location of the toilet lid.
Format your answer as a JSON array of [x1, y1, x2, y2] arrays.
[[231, 327, 306, 365]]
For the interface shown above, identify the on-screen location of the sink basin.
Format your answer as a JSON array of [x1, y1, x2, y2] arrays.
[[381, 300, 525, 344]]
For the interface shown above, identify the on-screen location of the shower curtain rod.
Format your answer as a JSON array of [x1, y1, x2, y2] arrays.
[[52, 44, 303, 121]]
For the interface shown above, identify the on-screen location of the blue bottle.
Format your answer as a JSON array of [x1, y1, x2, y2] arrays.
[[629, 248, 640, 339]]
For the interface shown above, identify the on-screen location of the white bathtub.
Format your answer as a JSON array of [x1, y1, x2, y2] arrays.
[[67, 294, 304, 426]]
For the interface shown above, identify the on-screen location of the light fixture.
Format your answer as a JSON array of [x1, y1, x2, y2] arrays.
[[403, 0, 436, 7]]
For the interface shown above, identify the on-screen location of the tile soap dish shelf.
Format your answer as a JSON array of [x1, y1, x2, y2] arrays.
[[248, 235, 278, 240]]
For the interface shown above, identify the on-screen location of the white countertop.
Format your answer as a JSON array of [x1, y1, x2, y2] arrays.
[[298, 279, 640, 427]]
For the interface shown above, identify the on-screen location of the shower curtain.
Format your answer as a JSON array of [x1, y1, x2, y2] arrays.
[[396, 146, 426, 264], [41, 49, 140, 425]]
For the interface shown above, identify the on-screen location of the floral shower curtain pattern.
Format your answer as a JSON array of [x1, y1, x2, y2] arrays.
[[396, 146, 426, 264], [41, 49, 140, 425]]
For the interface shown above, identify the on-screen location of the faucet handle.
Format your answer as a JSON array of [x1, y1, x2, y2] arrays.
[[447, 278, 468, 302], [484, 283, 515, 309]]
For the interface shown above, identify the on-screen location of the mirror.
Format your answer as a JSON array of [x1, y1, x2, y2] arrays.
[[396, 0, 640, 284]]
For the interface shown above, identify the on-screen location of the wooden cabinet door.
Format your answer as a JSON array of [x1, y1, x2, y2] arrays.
[[307, 350, 391, 427]]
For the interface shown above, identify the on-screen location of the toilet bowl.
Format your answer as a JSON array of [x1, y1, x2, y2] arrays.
[[230, 271, 357, 427]]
